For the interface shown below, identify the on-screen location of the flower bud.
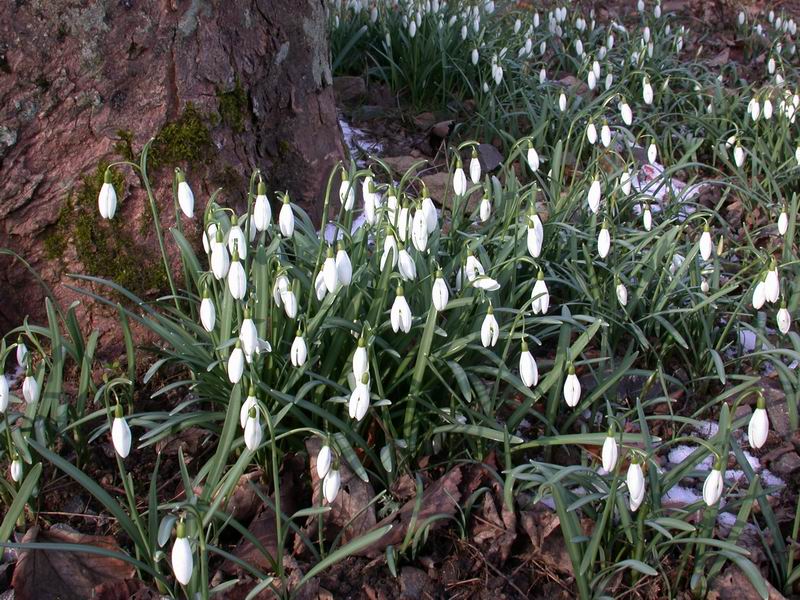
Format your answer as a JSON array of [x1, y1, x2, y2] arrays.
[[176, 169, 194, 219], [111, 404, 132, 458], [317, 444, 333, 479], [563, 363, 581, 407], [702, 464, 723, 506], [98, 170, 118, 220], [171, 522, 194, 586], [323, 468, 341, 503], [279, 194, 295, 237], [290, 332, 308, 367]]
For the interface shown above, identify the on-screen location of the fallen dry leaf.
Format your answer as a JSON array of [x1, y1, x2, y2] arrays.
[[12, 526, 135, 600], [471, 486, 517, 564]]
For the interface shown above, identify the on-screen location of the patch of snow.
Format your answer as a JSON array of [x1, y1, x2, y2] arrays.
[[724, 469, 745, 483], [741, 450, 762, 472], [668, 445, 713, 471], [695, 421, 719, 439], [324, 214, 367, 243], [760, 469, 785, 494], [662, 485, 701, 505]]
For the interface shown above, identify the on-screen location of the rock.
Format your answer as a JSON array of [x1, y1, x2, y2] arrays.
[[333, 76, 366, 103], [421, 172, 481, 215], [763, 381, 791, 438], [0, 0, 344, 337], [431, 120, 454, 139], [383, 155, 426, 175], [399, 567, 433, 600], [710, 565, 786, 600], [771, 451, 800, 478], [413, 112, 437, 130], [477, 142, 504, 172]]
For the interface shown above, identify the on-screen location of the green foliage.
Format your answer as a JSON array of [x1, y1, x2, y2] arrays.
[[217, 78, 248, 133], [149, 103, 213, 170]]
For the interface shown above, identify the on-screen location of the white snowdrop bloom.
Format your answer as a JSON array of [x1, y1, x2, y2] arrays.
[[22, 371, 38, 404], [411, 207, 428, 253], [227, 343, 245, 384], [240, 390, 257, 428], [620, 170, 632, 195], [701, 278, 710, 294], [278, 195, 295, 237], [273, 274, 289, 306], [453, 160, 468, 196], [0, 374, 8, 413], [172, 523, 194, 586], [432, 271, 449, 311], [16, 340, 27, 368], [597, 223, 611, 259], [227, 218, 247, 260], [323, 469, 341, 503], [472, 276, 500, 291], [748, 97, 761, 121], [575, 38, 584, 56], [202, 222, 217, 254], [778, 303, 791, 334], [539, 40, 547, 55], [461, 24, 467, 39], [244, 408, 263, 451], [409, 20, 417, 37], [253, 181, 271, 231], [627, 460, 645, 511], [647, 142, 657, 164], [398, 246, 417, 281], [111, 405, 132, 459], [176, 169, 194, 219], [519, 342, 539, 387], [768, 57, 776, 75], [620, 101, 633, 126], [10, 459, 22, 483], [765, 262, 780, 303], [738, 11, 745, 26], [479, 196, 491, 222], [464, 254, 485, 282], [527, 212, 544, 258], [353, 337, 368, 380], [764, 98, 773, 119], [471, 47, 479, 65], [349, 373, 371, 421], [397, 204, 411, 242], [592, 60, 600, 80], [587, 178, 601, 213], [239, 313, 258, 362], [391, 287, 413, 333], [563, 363, 581, 407], [748, 403, 769, 449], [480, 306, 499, 348], [586, 121, 597, 145], [422, 194, 438, 233], [733, 144, 745, 168], [670, 253, 685, 276], [643, 26, 651, 43], [98, 170, 118, 220], [526, 142, 540, 172], [227, 250, 247, 301], [317, 444, 333, 479], [616, 281, 628, 306], [314, 271, 327, 302], [281, 289, 298, 319], [339, 171, 355, 210], [323, 247, 339, 294], [602, 433, 618, 473], [796, 146, 800, 166], [654, 3, 661, 18], [600, 122, 611, 148], [531, 271, 549, 314], [469, 149, 481, 184], [643, 77, 654, 105], [753, 277, 767, 310], [290, 333, 307, 367], [210, 231, 230, 280], [643, 205, 653, 231], [699, 225, 713, 261], [703, 467, 724, 506], [539, 67, 547, 84], [336, 245, 352, 286], [587, 70, 597, 90], [559, 92, 567, 112], [778, 209, 789, 236], [381, 234, 399, 272], [637, 0, 644, 11]]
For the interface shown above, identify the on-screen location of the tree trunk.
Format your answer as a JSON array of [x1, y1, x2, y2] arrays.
[[0, 0, 345, 335]]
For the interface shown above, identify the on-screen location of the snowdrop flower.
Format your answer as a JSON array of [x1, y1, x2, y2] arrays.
[[701, 278, 710, 294], [480, 305, 499, 348], [753, 275, 767, 310], [22, 366, 38, 404], [471, 47, 479, 65], [175, 168, 194, 219], [777, 302, 791, 334], [588, 70, 597, 90], [290, 331, 307, 367], [616, 279, 628, 307], [768, 57, 776, 75], [0, 374, 8, 413], [172, 521, 194, 586], [339, 170, 355, 210], [620, 99, 633, 125], [240, 388, 257, 428], [16, 338, 27, 368], [586, 120, 598, 145], [472, 276, 500, 291], [111, 404, 131, 458], [227, 216, 247, 260], [381, 234, 399, 272], [317, 443, 333, 479], [637, 0, 644, 11], [228, 342, 245, 384], [539, 67, 547, 84], [391, 286, 412, 333], [619, 170, 632, 195], [331, 244, 351, 288], [422, 191, 437, 233], [765, 260, 780, 304], [464, 254, 485, 282], [733, 143, 745, 168], [432, 270, 449, 312], [526, 141, 540, 172], [469, 148, 481, 184], [748, 397, 769, 449], [647, 141, 657, 164], [642, 204, 652, 231], [479, 194, 491, 222], [602, 431, 619, 473], [227, 246, 247, 300], [527, 209, 544, 258], [323, 246, 339, 293], [519, 341, 539, 387], [531, 270, 549, 314], [398, 245, 417, 281], [98, 169, 118, 220], [10, 459, 22, 483], [600, 121, 611, 147], [244, 407, 263, 451], [597, 221, 611, 259], [349, 373, 371, 421], [453, 158, 468, 196], [409, 19, 417, 37], [397, 203, 411, 242], [778, 206, 788, 236], [748, 97, 761, 121], [702, 462, 724, 506], [239, 309, 258, 362], [643, 76, 653, 105], [627, 459, 645, 511], [273, 274, 289, 306], [353, 336, 368, 380], [323, 468, 341, 503], [281, 287, 298, 319], [411, 207, 429, 252], [699, 224, 713, 261], [200, 290, 215, 332], [559, 92, 567, 112], [563, 362, 581, 407], [278, 194, 295, 237], [210, 229, 230, 280], [587, 177, 601, 213], [253, 179, 271, 231]]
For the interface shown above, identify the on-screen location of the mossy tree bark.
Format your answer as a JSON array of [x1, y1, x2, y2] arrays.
[[0, 0, 344, 335]]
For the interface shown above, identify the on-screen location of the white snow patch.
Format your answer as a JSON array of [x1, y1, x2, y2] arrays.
[[662, 485, 701, 505], [695, 421, 719, 439], [668, 445, 713, 470]]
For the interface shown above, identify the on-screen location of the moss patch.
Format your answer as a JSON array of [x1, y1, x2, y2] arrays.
[[149, 102, 213, 170], [217, 79, 248, 133]]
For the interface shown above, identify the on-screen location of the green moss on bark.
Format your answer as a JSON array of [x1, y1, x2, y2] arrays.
[[217, 79, 248, 133]]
